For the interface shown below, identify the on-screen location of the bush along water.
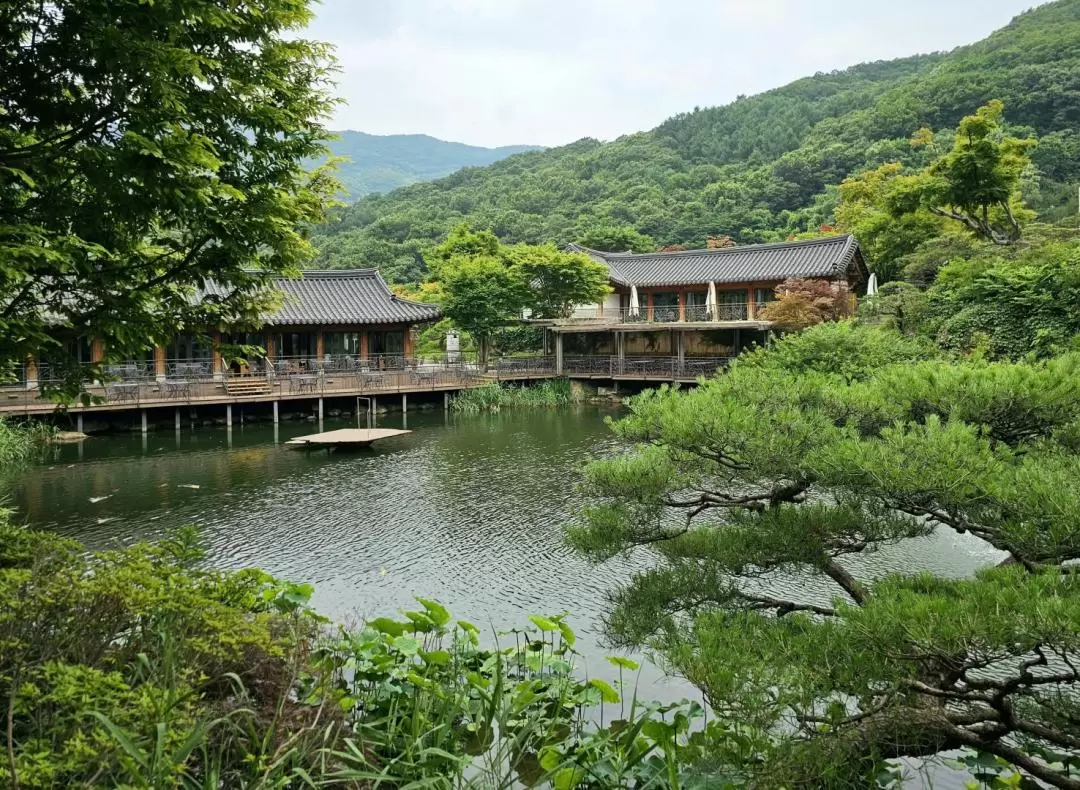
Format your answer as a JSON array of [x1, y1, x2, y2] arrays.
[[452, 379, 583, 413], [0, 417, 53, 469], [0, 521, 762, 789]]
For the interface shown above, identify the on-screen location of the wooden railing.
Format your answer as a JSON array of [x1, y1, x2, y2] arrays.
[[556, 304, 758, 324], [562, 356, 733, 379]]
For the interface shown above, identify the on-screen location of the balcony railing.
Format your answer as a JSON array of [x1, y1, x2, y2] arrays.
[[562, 355, 733, 379], [558, 304, 758, 324]]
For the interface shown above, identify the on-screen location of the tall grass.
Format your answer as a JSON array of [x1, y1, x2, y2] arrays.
[[0, 417, 52, 470], [452, 379, 583, 413]]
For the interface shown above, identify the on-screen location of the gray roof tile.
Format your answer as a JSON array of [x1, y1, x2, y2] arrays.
[[202, 270, 440, 327], [568, 235, 865, 288]]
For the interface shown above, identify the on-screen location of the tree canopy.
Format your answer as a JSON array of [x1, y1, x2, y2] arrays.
[[429, 224, 609, 364], [569, 323, 1080, 787], [0, 0, 338, 394]]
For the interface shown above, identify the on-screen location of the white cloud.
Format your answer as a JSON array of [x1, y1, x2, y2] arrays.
[[305, 0, 1047, 148]]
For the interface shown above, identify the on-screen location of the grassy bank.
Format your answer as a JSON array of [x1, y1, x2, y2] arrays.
[[451, 379, 584, 413]]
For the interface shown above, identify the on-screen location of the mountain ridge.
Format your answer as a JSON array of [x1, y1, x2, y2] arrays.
[[312, 0, 1080, 283], [324, 130, 542, 199]]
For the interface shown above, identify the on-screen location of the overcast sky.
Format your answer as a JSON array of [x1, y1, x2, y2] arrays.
[[306, 0, 1046, 149]]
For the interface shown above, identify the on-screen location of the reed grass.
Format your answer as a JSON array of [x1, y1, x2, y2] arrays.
[[451, 379, 583, 413]]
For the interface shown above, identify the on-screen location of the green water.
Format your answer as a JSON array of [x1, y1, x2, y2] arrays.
[[8, 406, 1003, 703]]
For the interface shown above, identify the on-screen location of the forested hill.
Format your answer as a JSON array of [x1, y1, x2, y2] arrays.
[[325, 131, 541, 199], [311, 0, 1080, 283]]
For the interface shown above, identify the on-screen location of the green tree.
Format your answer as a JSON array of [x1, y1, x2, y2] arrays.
[[835, 163, 947, 282], [569, 323, 1080, 787], [576, 224, 655, 254], [894, 101, 1036, 244], [1, 0, 338, 395], [505, 243, 610, 319], [433, 254, 523, 368]]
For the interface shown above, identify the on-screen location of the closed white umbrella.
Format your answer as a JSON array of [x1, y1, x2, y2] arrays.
[[629, 285, 640, 317], [866, 273, 878, 297], [706, 281, 717, 320]]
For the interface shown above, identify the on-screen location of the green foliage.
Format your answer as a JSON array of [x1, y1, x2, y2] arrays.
[[0, 418, 53, 470], [431, 224, 609, 363], [892, 101, 1036, 244], [576, 224, 656, 253], [452, 380, 584, 413], [916, 230, 1080, 358], [0, 0, 339, 398], [310, 4, 1080, 282], [571, 326, 1080, 787], [0, 520, 738, 788]]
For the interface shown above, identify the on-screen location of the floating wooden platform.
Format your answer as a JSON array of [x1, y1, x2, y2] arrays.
[[285, 428, 411, 450]]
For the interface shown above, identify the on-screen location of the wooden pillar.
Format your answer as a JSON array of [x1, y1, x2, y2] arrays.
[[677, 331, 685, 368], [91, 338, 105, 363], [404, 326, 414, 359], [678, 292, 686, 322], [211, 331, 223, 380], [554, 332, 564, 375], [747, 286, 757, 321], [646, 292, 654, 321], [360, 331, 369, 361], [24, 356, 38, 390], [154, 345, 167, 381], [315, 331, 325, 362], [265, 334, 277, 363]]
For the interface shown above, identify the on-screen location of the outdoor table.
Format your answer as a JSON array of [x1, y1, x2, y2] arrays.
[[162, 379, 193, 400], [107, 382, 140, 402], [290, 375, 320, 394], [357, 371, 384, 389]]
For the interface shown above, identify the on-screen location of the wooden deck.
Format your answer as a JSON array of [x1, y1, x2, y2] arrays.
[[286, 428, 410, 450], [0, 355, 728, 417]]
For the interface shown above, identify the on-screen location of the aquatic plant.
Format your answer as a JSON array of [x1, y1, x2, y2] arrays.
[[0, 417, 53, 469], [452, 379, 583, 413]]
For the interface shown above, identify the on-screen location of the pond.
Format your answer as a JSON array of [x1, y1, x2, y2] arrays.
[[7, 406, 1003, 708]]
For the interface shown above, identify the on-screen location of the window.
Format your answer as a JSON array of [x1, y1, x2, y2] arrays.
[[685, 291, 708, 320], [718, 290, 748, 321], [755, 287, 776, 305], [325, 332, 362, 355], [276, 332, 316, 359], [651, 292, 679, 322]]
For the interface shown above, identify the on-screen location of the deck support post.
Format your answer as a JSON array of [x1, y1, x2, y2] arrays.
[[318, 397, 324, 421], [226, 404, 232, 427], [554, 332, 564, 375], [174, 408, 181, 431], [402, 393, 407, 413], [77, 413, 84, 433], [444, 391, 450, 410], [141, 409, 148, 434], [677, 331, 685, 372], [616, 332, 625, 375], [273, 400, 279, 424]]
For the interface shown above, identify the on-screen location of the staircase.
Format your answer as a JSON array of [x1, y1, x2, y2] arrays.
[[225, 377, 273, 397]]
